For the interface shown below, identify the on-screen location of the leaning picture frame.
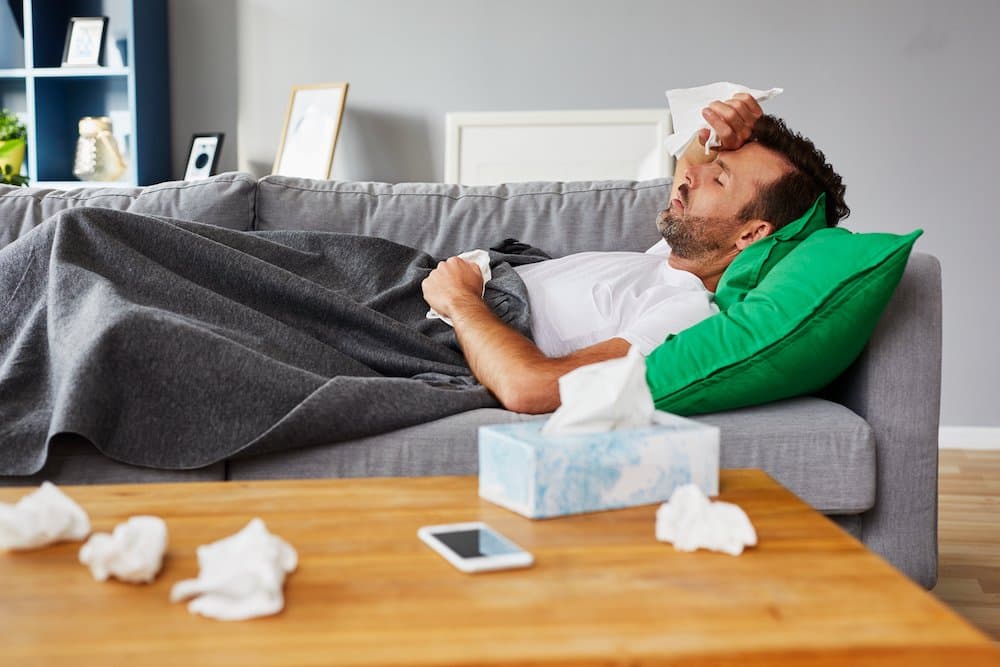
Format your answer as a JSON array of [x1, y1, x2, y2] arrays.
[[61, 16, 109, 67], [184, 133, 225, 181], [273, 82, 349, 180]]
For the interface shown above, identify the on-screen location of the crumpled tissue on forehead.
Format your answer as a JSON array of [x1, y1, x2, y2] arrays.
[[664, 82, 783, 158]]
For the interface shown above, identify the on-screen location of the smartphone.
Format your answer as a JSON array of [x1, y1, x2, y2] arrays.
[[418, 521, 534, 573]]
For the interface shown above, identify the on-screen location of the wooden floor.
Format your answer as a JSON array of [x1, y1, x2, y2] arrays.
[[931, 449, 1000, 641]]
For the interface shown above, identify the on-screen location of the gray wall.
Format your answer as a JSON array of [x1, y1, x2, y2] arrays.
[[168, 0, 1000, 427]]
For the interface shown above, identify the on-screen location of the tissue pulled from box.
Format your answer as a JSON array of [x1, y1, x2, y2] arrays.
[[656, 483, 757, 556], [170, 518, 297, 621], [663, 82, 783, 158], [79, 516, 168, 583], [543, 346, 654, 435], [0, 482, 91, 551]]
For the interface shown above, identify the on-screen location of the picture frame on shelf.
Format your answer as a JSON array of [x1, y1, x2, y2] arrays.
[[184, 133, 224, 180], [273, 82, 348, 180], [61, 16, 108, 67]]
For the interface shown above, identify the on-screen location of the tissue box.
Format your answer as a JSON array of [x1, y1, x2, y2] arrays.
[[478, 412, 719, 519]]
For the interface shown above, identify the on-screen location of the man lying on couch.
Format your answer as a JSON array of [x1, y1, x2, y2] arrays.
[[0, 95, 848, 474], [422, 94, 848, 413]]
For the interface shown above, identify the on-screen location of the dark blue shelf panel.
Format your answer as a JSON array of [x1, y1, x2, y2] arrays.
[[1, 0, 171, 186], [34, 75, 128, 181], [131, 0, 168, 185], [30, 0, 131, 69]]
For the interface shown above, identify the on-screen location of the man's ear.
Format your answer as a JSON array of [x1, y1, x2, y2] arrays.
[[735, 220, 774, 250]]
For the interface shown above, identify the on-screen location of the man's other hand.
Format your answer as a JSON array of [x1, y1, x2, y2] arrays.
[[699, 92, 764, 151], [421, 257, 485, 318]]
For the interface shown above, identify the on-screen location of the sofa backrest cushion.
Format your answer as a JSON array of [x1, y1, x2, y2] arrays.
[[645, 228, 923, 415], [255, 176, 669, 258], [0, 173, 255, 250]]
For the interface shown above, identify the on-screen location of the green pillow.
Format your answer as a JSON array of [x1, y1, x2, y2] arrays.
[[645, 227, 922, 415], [714, 193, 829, 311]]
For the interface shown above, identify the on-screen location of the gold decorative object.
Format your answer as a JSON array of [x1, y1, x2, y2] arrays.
[[73, 116, 126, 182]]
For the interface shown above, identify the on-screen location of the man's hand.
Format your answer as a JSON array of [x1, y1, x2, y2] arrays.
[[421, 257, 485, 318], [699, 92, 764, 151]]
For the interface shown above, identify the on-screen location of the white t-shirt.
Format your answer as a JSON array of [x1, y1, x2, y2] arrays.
[[514, 251, 717, 357]]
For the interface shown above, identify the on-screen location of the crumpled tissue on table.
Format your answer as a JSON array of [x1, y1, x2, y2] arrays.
[[170, 518, 298, 621], [0, 481, 91, 551], [426, 249, 492, 327], [656, 483, 757, 556], [79, 516, 168, 583], [542, 345, 654, 435], [663, 82, 783, 158]]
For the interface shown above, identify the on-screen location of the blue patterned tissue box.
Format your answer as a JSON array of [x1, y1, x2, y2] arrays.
[[478, 412, 720, 519]]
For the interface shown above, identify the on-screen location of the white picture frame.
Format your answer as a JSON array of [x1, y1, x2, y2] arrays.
[[61, 17, 108, 67], [444, 109, 673, 185], [273, 82, 349, 180]]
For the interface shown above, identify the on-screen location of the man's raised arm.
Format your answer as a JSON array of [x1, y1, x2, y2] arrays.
[[421, 257, 630, 414]]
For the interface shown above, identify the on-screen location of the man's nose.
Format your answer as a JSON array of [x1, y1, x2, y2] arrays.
[[685, 163, 706, 188]]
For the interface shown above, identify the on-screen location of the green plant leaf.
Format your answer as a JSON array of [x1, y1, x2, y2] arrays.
[[0, 108, 28, 142]]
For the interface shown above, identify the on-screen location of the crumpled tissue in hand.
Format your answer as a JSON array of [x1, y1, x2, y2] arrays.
[[170, 518, 298, 621], [79, 516, 168, 583], [656, 483, 757, 556], [0, 481, 91, 551], [663, 81, 783, 158], [426, 249, 492, 327], [543, 345, 654, 435]]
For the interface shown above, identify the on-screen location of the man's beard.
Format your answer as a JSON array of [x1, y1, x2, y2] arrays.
[[657, 210, 732, 259]]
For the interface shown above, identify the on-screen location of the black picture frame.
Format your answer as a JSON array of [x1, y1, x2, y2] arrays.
[[184, 133, 225, 180], [61, 16, 109, 67]]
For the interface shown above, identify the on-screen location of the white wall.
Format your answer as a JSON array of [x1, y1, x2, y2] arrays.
[[168, 0, 1000, 427]]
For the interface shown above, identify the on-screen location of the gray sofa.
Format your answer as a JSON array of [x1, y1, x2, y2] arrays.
[[0, 172, 942, 589]]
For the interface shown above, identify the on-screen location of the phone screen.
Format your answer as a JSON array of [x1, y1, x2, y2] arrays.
[[430, 527, 523, 559]]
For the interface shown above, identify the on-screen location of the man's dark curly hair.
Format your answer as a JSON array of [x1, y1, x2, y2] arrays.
[[737, 115, 849, 229]]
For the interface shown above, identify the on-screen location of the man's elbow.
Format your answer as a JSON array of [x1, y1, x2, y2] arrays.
[[495, 375, 560, 415]]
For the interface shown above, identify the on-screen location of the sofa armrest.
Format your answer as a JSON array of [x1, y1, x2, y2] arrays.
[[824, 251, 942, 587]]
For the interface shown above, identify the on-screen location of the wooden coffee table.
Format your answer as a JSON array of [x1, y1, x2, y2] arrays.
[[1, 470, 997, 666]]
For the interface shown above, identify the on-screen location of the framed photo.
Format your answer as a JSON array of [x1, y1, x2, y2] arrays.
[[273, 82, 349, 180], [61, 17, 108, 67], [444, 109, 673, 185], [184, 133, 225, 181]]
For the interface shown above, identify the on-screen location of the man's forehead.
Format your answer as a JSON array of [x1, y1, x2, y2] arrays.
[[725, 142, 793, 180]]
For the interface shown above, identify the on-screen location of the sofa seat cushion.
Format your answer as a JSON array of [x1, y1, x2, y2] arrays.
[[227, 409, 541, 481], [254, 176, 670, 258], [693, 397, 875, 514], [0, 173, 255, 250], [0, 434, 226, 487], [227, 397, 874, 515]]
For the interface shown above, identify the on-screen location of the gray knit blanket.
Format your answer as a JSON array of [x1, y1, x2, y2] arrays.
[[0, 207, 545, 474]]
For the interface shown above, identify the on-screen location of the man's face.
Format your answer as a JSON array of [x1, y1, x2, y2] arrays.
[[657, 142, 792, 259]]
